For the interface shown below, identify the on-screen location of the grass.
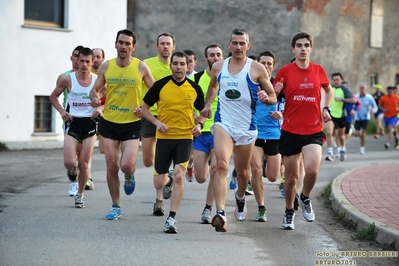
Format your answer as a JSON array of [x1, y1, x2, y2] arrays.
[[323, 182, 332, 206], [353, 222, 377, 240]]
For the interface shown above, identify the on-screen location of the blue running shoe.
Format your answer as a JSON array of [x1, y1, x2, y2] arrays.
[[105, 207, 121, 220], [229, 169, 237, 190], [124, 175, 135, 195]]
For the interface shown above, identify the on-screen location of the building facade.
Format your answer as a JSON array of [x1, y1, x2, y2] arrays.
[[0, 0, 127, 148]]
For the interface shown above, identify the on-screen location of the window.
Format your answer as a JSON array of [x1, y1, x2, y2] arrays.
[[24, 0, 65, 28], [370, 0, 384, 48], [370, 74, 378, 87], [34, 96, 52, 132], [396, 74, 399, 86]]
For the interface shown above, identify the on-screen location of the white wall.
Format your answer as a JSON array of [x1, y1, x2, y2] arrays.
[[0, 0, 127, 144]]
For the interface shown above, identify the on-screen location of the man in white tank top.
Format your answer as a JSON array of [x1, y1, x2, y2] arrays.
[[200, 28, 277, 232], [50, 47, 103, 209]]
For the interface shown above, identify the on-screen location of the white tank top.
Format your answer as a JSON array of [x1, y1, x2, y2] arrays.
[[66, 72, 97, 117], [215, 57, 259, 130]]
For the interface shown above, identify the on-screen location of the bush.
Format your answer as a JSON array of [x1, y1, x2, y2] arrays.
[[0, 142, 8, 152]]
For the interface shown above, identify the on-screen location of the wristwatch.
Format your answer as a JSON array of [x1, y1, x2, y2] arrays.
[[323, 106, 331, 114], [196, 121, 204, 129]]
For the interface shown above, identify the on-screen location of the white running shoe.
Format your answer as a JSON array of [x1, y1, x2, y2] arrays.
[[299, 197, 315, 222], [69, 182, 79, 197], [234, 193, 248, 221], [282, 211, 295, 230]]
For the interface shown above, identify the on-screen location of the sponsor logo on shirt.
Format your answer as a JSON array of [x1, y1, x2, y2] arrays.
[[293, 95, 316, 102], [299, 82, 314, 89], [225, 89, 241, 100]]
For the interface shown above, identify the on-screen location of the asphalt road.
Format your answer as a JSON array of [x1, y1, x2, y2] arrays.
[[0, 135, 398, 266]]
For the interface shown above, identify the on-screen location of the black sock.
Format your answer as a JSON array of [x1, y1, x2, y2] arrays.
[[205, 204, 212, 211], [300, 192, 309, 201], [258, 206, 266, 211], [169, 211, 176, 219], [217, 209, 225, 216], [285, 208, 294, 214]]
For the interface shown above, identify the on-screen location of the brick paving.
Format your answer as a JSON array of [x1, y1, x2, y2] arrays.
[[341, 164, 399, 230]]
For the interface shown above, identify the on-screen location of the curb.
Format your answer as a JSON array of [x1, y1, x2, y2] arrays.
[[330, 168, 399, 251]]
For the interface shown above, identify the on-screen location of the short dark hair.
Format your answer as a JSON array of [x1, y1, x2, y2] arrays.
[[230, 28, 249, 42], [170, 51, 189, 64], [72, 45, 83, 55], [92, 48, 105, 59], [204, 43, 222, 58], [332, 72, 344, 80], [157, 32, 176, 45], [387, 86, 397, 90], [116, 29, 137, 45], [257, 51, 276, 66], [183, 49, 196, 60], [78, 47, 94, 59], [291, 32, 313, 48]]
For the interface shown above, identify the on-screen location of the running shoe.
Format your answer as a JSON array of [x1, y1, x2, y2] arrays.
[[385, 143, 390, 149], [201, 208, 211, 224], [164, 217, 178, 233], [374, 133, 379, 139], [163, 172, 174, 200], [68, 182, 79, 197], [153, 200, 164, 216], [245, 183, 254, 195], [67, 165, 78, 182], [282, 211, 295, 230], [340, 150, 346, 161], [325, 154, 334, 162], [105, 207, 121, 220], [280, 188, 285, 198], [74, 193, 85, 208], [278, 175, 285, 189], [185, 166, 194, 182], [124, 174, 135, 195], [211, 211, 227, 232], [234, 193, 248, 221], [294, 194, 300, 211], [229, 169, 237, 190], [255, 208, 267, 222], [85, 178, 94, 190], [299, 197, 315, 222], [360, 147, 365, 155]]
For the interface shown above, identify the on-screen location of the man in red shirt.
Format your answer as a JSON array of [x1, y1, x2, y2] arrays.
[[274, 32, 333, 230], [378, 86, 399, 149]]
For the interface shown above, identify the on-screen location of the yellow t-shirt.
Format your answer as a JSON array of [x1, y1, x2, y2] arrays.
[[103, 57, 142, 123], [143, 76, 205, 140], [142, 56, 171, 116]]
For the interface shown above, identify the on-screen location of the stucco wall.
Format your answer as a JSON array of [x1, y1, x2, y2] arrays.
[[0, 0, 127, 143]]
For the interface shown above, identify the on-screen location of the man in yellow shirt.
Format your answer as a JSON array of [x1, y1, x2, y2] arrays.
[[90, 29, 155, 220], [141, 51, 207, 233], [140, 33, 176, 215]]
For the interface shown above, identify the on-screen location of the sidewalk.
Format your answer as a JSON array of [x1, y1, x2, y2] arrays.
[[331, 164, 399, 251]]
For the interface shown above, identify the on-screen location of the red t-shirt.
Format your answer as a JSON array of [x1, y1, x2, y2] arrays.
[[274, 62, 330, 135], [379, 95, 399, 118]]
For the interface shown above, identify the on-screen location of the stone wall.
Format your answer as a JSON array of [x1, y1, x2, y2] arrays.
[[128, 0, 399, 91]]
